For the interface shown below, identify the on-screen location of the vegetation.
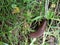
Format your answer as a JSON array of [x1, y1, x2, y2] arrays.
[[0, 0, 60, 45]]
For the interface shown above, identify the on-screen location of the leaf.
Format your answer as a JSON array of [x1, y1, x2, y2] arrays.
[[32, 16, 43, 21], [0, 41, 9, 45], [45, 10, 55, 20], [11, 4, 17, 8]]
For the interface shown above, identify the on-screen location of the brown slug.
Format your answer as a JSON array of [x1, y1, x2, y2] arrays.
[[29, 20, 47, 38]]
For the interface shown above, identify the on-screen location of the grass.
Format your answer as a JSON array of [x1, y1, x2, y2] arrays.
[[0, 0, 60, 45]]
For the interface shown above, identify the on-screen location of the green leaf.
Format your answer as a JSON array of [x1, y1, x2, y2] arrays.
[[0, 41, 8, 45], [11, 4, 17, 8], [32, 16, 43, 21], [45, 10, 55, 20]]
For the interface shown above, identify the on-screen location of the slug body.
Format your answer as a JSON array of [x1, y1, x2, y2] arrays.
[[29, 20, 47, 38]]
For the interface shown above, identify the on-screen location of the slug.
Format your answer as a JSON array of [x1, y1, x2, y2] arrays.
[[29, 19, 47, 38]]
